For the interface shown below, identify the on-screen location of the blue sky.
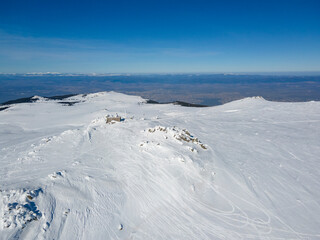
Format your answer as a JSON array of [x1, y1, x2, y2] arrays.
[[0, 0, 319, 73]]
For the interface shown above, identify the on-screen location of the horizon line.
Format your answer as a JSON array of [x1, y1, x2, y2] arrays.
[[1, 71, 320, 76]]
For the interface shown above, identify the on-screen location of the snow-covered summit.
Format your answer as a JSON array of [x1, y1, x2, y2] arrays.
[[1, 92, 320, 239]]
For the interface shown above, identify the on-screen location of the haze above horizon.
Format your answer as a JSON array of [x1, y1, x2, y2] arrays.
[[1, 0, 320, 73]]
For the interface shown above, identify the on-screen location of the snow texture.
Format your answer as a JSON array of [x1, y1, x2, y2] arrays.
[[0, 92, 320, 239]]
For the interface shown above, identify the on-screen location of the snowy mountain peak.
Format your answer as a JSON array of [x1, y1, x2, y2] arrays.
[[1, 92, 320, 239]]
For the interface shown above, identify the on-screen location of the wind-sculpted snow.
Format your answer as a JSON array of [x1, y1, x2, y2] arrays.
[[1, 189, 42, 229], [0, 92, 320, 239]]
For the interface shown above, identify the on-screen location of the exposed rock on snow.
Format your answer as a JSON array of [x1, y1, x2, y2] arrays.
[[48, 171, 65, 180], [118, 223, 123, 231], [146, 126, 208, 150]]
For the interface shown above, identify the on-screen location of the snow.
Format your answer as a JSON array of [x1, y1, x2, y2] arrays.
[[0, 91, 320, 239]]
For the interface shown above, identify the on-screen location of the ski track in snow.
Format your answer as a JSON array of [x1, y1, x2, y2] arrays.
[[0, 92, 320, 239]]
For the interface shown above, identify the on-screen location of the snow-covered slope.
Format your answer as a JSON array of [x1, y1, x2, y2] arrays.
[[0, 92, 320, 239]]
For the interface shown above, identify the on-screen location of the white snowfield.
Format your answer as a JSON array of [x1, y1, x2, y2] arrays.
[[0, 92, 320, 240]]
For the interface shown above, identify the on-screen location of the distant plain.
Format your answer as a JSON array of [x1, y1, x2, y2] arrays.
[[1, 73, 320, 105]]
